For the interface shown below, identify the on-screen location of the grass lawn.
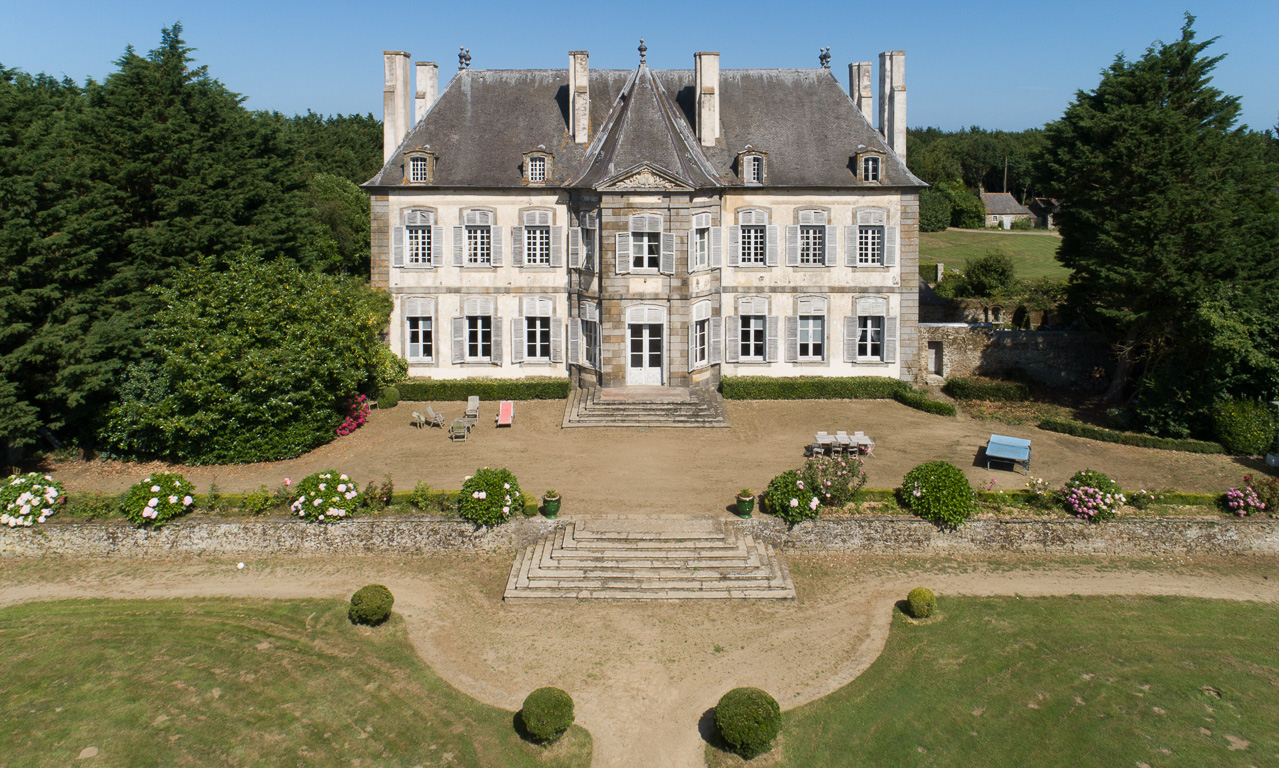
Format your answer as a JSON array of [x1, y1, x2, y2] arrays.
[[920, 229, 1069, 280], [0, 598, 591, 767], [709, 596, 1279, 766]]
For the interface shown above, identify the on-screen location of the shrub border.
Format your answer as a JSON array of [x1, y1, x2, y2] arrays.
[[1038, 418, 1225, 454], [720, 376, 956, 417], [396, 378, 569, 402]]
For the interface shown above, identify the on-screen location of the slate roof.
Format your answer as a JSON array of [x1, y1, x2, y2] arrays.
[[365, 64, 924, 191], [980, 191, 1032, 215]]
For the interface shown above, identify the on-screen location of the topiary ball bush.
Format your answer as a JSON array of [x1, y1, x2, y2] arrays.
[[519, 687, 574, 744], [906, 586, 937, 618], [348, 584, 394, 626], [1211, 399, 1277, 456], [715, 687, 782, 759], [377, 385, 400, 409], [898, 461, 975, 528]]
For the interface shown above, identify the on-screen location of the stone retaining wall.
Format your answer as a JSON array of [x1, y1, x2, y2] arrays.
[[916, 323, 1113, 389], [3, 517, 1276, 559]]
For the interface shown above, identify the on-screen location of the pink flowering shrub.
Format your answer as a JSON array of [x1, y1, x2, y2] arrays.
[[122, 472, 195, 528], [799, 454, 868, 508], [764, 469, 820, 524], [459, 467, 523, 527], [335, 394, 371, 437], [0, 472, 66, 527], [1222, 475, 1271, 516], [1060, 469, 1124, 523], [289, 470, 360, 523]]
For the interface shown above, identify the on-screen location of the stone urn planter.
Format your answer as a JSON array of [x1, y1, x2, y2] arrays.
[[735, 490, 755, 519], [542, 492, 561, 519]]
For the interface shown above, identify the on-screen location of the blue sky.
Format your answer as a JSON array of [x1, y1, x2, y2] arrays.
[[2, 0, 1276, 132]]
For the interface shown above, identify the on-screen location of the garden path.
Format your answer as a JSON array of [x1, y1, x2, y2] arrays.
[[3, 554, 1276, 767]]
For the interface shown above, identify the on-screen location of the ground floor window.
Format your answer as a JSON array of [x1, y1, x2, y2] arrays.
[[583, 320, 600, 369], [692, 318, 709, 367], [798, 316, 824, 360], [525, 316, 551, 360], [467, 315, 492, 360], [740, 315, 766, 360], [858, 316, 883, 360], [407, 316, 432, 360]]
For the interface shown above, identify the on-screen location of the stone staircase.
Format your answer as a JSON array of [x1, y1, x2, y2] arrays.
[[561, 386, 730, 428], [503, 518, 794, 601]]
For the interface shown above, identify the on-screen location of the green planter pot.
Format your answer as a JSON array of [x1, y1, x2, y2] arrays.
[[542, 496, 561, 519], [736, 496, 755, 518]]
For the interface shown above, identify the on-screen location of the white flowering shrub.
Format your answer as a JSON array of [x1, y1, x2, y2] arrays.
[[289, 470, 360, 523], [0, 473, 66, 527], [459, 467, 522, 527], [764, 469, 820, 524], [122, 473, 195, 527]]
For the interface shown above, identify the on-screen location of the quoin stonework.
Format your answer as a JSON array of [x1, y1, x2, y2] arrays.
[[363, 44, 926, 389]]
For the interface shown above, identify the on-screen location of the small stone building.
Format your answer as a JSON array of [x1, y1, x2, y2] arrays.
[[980, 191, 1033, 229], [363, 44, 926, 390]]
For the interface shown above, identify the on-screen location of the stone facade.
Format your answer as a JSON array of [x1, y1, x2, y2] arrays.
[[916, 323, 1113, 388]]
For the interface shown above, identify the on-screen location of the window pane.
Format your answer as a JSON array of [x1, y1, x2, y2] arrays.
[[742, 226, 766, 264], [467, 226, 491, 264], [407, 227, 430, 264], [800, 226, 824, 264], [526, 226, 550, 265], [858, 226, 883, 265]]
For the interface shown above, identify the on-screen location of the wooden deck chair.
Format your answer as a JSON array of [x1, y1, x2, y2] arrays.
[[449, 420, 470, 442], [425, 405, 446, 428], [411, 410, 427, 429], [495, 400, 514, 427], [465, 396, 480, 419]]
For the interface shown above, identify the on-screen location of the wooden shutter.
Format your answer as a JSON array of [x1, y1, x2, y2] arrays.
[[710, 227, 723, 268], [725, 315, 740, 363], [765, 225, 780, 267], [660, 232, 675, 274], [490, 227, 504, 267], [551, 320, 564, 363], [492, 318, 503, 364], [569, 318, 582, 365], [616, 233, 631, 275], [785, 225, 799, 267], [727, 226, 741, 267], [568, 227, 582, 269], [709, 316, 722, 365], [686, 226, 698, 272], [510, 319, 525, 363], [766, 316, 780, 362], [825, 225, 838, 267], [452, 226, 465, 267], [431, 226, 444, 266], [844, 226, 858, 267], [884, 316, 898, 363], [451, 317, 465, 363], [551, 226, 564, 268], [845, 316, 859, 363], [884, 225, 898, 267], [511, 226, 524, 267], [784, 316, 798, 363], [392, 226, 405, 267], [687, 321, 697, 371]]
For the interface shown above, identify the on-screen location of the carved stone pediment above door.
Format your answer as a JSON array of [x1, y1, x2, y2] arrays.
[[597, 163, 692, 192]]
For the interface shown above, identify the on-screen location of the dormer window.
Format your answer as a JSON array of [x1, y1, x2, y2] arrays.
[[745, 156, 764, 184], [404, 149, 436, 184], [863, 156, 881, 182], [737, 149, 768, 186], [522, 150, 553, 185]]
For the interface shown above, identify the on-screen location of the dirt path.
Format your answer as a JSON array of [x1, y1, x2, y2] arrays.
[[46, 400, 1263, 510], [3, 553, 1276, 768]]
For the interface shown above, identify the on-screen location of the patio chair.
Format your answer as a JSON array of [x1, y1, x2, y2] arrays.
[[834, 431, 853, 455], [411, 410, 427, 429], [854, 431, 876, 457], [449, 419, 470, 442], [425, 405, 446, 428], [495, 400, 514, 427], [465, 396, 480, 420], [984, 434, 1031, 475]]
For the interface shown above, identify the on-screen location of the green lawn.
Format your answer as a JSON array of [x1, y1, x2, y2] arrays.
[[0, 598, 591, 767], [710, 596, 1279, 766], [920, 229, 1069, 280]]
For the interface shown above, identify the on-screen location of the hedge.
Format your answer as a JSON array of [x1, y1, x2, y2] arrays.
[[721, 376, 956, 416], [397, 378, 570, 402], [1037, 418, 1225, 454], [944, 376, 1030, 402]]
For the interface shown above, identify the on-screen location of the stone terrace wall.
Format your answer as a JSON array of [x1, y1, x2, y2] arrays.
[[917, 323, 1112, 389]]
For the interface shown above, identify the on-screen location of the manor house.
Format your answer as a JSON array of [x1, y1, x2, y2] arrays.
[[364, 43, 924, 390]]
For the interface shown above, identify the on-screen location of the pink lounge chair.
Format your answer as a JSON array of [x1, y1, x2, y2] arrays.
[[495, 400, 514, 427]]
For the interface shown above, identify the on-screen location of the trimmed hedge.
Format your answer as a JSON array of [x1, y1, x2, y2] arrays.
[[1211, 399, 1277, 455], [906, 587, 936, 618], [721, 376, 956, 417], [377, 385, 399, 409], [1038, 418, 1225, 454], [348, 584, 394, 625], [397, 378, 570, 402], [519, 687, 574, 744], [944, 376, 1030, 402], [715, 687, 782, 759]]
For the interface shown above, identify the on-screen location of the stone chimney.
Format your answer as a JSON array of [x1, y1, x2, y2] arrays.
[[694, 52, 721, 147], [878, 50, 907, 162], [415, 61, 438, 124], [848, 61, 873, 124], [568, 51, 590, 144], [383, 51, 412, 162]]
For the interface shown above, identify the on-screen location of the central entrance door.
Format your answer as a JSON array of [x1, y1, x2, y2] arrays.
[[627, 323, 664, 385]]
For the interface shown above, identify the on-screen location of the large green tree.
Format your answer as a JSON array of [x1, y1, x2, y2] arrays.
[[1037, 15, 1279, 430]]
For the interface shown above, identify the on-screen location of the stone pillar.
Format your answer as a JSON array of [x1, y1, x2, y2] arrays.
[[694, 52, 720, 147], [415, 61, 438, 124], [382, 51, 412, 162], [569, 51, 590, 144]]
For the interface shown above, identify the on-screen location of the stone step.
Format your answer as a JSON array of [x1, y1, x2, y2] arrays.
[[562, 386, 730, 429]]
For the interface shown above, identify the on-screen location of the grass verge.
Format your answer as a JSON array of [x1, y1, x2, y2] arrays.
[[920, 229, 1068, 279], [0, 598, 591, 767], [709, 595, 1279, 766]]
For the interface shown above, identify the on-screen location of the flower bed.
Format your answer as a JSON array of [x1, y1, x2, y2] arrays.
[[122, 473, 195, 527], [288, 471, 360, 523], [1, 473, 65, 527], [1060, 469, 1125, 522], [459, 468, 523, 527]]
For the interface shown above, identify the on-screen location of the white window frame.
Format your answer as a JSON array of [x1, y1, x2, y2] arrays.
[[525, 316, 552, 361], [745, 155, 764, 184], [740, 314, 766, 361], [863, 156, 881, 182], [583, 226, 596, 271], [858, 315, 884, 360], [629, 214, 663, 272], [409, 156, 429, 183], [858, 226, 884, 266], [528, 156, 547, 183], [583, 318, 600, 369], [525, 225, 551, 266], [466, 315, 492, 361], [740, 226, 766, 265], [693, 216, 710, 271], [407, 316, 433, 361], [799, 226, 825, 265], [798, 315, 825, 361], [692, 318, 709, 367]]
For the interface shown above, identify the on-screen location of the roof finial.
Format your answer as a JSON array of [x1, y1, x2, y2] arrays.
[[458, 46, 471, 70], [819, 47, 831, 69], [638, 38, 647, 65]]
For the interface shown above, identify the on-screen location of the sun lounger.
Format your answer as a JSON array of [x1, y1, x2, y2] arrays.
[[495, 400, 514, 427], [425, 405, 446, 428], [449, 419, 470, 442], [465, 396, 480, 419], [985, 434, 1031, 474]]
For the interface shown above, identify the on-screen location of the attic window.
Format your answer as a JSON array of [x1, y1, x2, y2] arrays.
[[862, 156, 881, 182], [404, 150, 436, 185], [745, 155, 764, 184], [523, 151, 553, 185]]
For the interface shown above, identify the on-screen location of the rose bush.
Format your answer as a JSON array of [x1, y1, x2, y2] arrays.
[[459, 468, 523, 527], [0, 473, 65, 527], [122, 473, 195, 527], [289, 470, 360, 523], [764, 469, 821, 524], [800, 454, 867, 508]]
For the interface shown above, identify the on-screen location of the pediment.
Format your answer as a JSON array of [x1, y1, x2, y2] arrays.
[[597, 163, 692, 192]]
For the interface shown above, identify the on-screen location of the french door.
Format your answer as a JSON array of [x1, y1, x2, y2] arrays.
[[626, 323, 663, 385]]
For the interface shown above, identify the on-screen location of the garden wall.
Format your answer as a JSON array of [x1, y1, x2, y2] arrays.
[[916, 323, 1112, 389], [742, 516, 1279, 556]]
